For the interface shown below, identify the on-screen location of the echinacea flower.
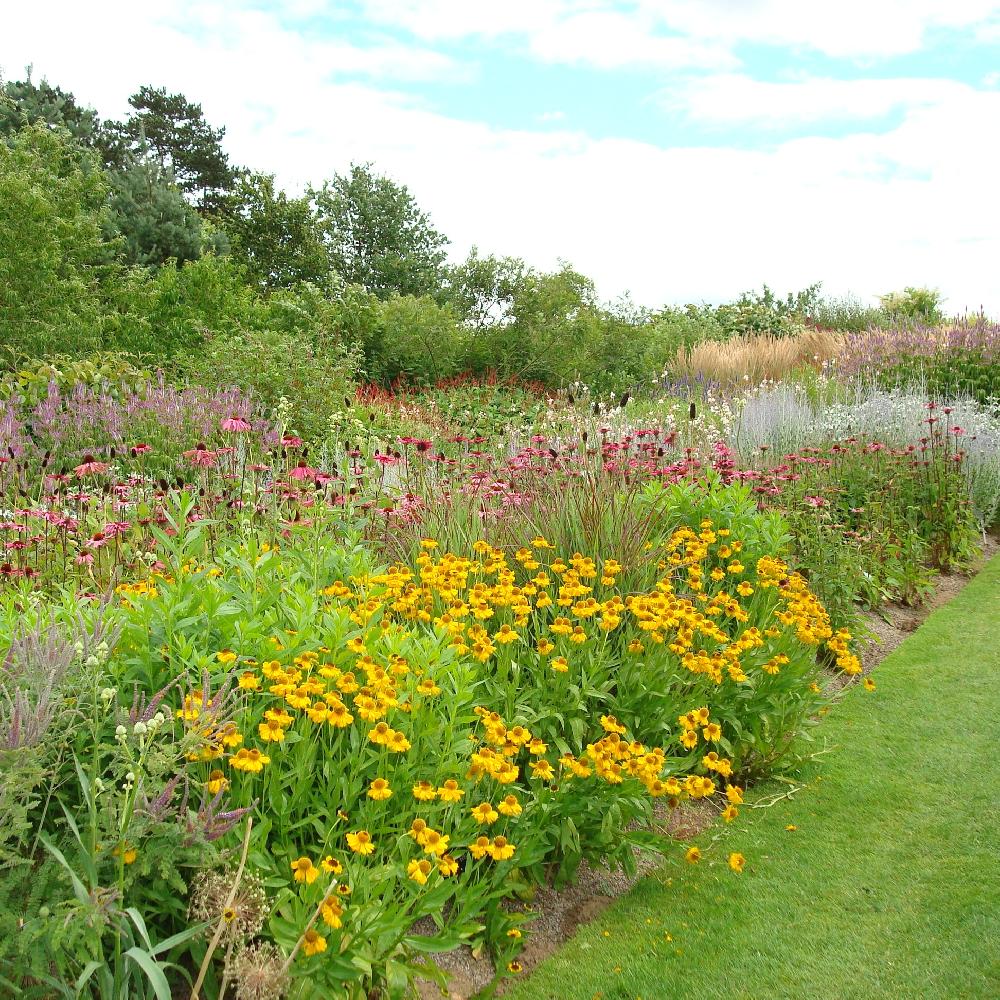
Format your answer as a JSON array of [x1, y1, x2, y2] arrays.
[[221, 415, 253, 433]]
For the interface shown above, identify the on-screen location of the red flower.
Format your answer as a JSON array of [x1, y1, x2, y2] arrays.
[[288, 461, 318, 480]]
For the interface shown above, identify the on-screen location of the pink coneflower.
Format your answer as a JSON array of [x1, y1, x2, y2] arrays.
[[74, 455, 109, 478], [221, 415, 253, 433], [288, 461, 318, 480], [183, 444, 218, 468], [281, 435, 303, 449], [803, 495, 829, 508], [130, 443, 152, 456]]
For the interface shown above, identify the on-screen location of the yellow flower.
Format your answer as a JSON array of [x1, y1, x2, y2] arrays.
[[327, 701, 354, 728], [728, 852, 746, 873], [684, 846, 701, 864], [321, 855, 343, 875], [507, 928, 522, 939], [302, 929, 327, 956], [680, 729, 698, 749], [368, 778, 393, 801], [786, 824, 797, 832], [468, 835, 491, 859], [422, 828, 450, 856], [412, 781, 437, 801], [408, 818, 429, 844], [507, 961, 523, 974], [471, 802, 499, 825], [230, 748, 270, 772], [702, 722, 722, 742], [530, 759, 555, 780], [420, 539, 439, 550], [438, 854, 459, 876], [407, 858, 433, 885], [258, 718, 286, 743], [497, 794, 522, 817], [437, 780, 464, 803], [347, 831, 375, 855], [291, 857, 319, 884], [599, 715, 627, 735], [417, 678, 442, 697], [320, 897, 344, 928], [721, 805, 739, 823], [206, 769, 229, 795], [488, 836, 515, 861], [863, 677, 876, 692], [238, 671, 260, 691], [536, 638, 555, 655], [725, 784, 744, 805], [216, 650, 238, 665], [550, 656, 569, 673], [627, 639, 644, 654]]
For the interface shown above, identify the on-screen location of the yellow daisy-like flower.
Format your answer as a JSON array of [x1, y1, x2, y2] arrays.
[[412, 781, 437, 802], [471, 802, 499, 825], [721, 804, 739, 823], [368, 778, 392, 801], [320, 855, 343, 875], [290, 857, 319, 884], [302, 929, 327, 956], [550, 656, 569, 673], [702, 722, 722, 742], [216, 650, 238, 665], [488, 836, 516, 861], [863, 677, 876, 692], [530, 759, 555, 780], [229, 748, 270, 772], [536, 638, 555, 655], [725, 784, 744, 805], [437, 780, 464, 803], [258, 718, 286, 743], [346, 831, 375, 855], [468, 835, 491, 859], [497, 794, 522, 817], [728, 852, 746, 873], [238, 671, 260, 691], [685, 846, 701, 864], [421, 828, 450, 856], [438, 854, 459, 876], [407, 858, 433, 885], [206, 769, 229, 795], [320, 897, 344, 928]]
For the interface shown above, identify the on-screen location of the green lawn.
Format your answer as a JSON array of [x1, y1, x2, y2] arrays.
[[506, 554, 1000, 1000]]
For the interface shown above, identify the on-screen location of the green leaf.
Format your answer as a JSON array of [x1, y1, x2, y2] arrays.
[[124, 946, 172, 1000]]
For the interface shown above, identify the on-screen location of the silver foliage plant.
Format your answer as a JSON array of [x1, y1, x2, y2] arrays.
[[728, 378, 1000, 529], [0, 605, 120, 750]]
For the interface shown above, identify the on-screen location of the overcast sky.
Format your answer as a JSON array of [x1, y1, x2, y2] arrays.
[[4, 1, 1000, 313]]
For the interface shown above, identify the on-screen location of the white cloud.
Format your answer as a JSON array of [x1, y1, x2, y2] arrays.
[[3, 1, 999, 315], [659, 74, 973, 126], [361, 0, 1000, 63]]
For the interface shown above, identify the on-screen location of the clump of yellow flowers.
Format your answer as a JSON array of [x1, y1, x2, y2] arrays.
[[123, 518, 859, 995]]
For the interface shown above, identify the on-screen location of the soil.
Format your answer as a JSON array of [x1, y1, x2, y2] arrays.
[[415, 535, 999, 1000]]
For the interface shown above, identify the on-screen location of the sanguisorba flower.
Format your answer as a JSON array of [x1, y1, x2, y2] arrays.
[[347, 831, 375, 855], [685, 846, 701, 864], [290, 857, 319, 885], [301, 929, 327, 956], [728, 852, 746, 873]]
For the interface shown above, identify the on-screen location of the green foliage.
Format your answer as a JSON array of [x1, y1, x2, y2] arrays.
[[0, 69, 103, 147], [104, 159, 209, 267], [0, 123, 116, 357], [171, 324, 357, 442], [220, 171, 331, 290], [311, 162, 449, 299], [879, 286, 944, 324], [100, 85, 236, 210]]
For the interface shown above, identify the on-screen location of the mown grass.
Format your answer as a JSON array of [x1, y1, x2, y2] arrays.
[[506, 554, 1000, 1000]]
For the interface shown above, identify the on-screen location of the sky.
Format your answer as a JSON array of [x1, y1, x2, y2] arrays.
[[4, 1, 1000, 313]]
